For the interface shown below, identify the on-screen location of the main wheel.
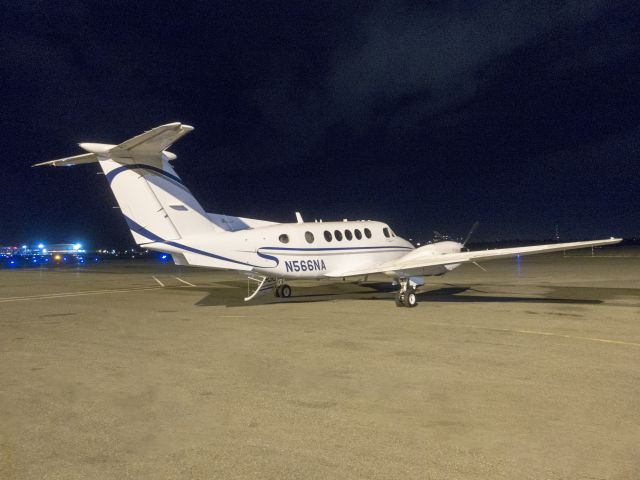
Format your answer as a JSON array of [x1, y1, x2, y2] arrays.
[[280, 284, 292, 298], [274, 285, 281, 297], [395, 291, 405, 307], [403, 289, 418, 308]]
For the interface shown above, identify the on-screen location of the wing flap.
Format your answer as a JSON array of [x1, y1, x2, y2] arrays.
[[326, 238, 622, 278]]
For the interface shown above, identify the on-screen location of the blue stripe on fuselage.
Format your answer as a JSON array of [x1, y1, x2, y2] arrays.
[[122, 215, 276, 268], [259, 245, 413, 252], [105, 164, 184, 185]]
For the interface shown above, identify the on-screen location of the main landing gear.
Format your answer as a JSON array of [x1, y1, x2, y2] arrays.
[[394, 279, 418, 308], [274, 283, 292, 298]]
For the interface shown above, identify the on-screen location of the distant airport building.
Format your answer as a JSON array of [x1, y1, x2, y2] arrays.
[[46, 243, 84, 254], [0, 246, 19, 257], [0, 243, 84, 257]]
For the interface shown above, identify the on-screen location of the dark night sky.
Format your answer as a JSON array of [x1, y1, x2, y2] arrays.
[[2, 1, 639, 247]]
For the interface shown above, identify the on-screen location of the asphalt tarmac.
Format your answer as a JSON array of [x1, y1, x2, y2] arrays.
[[1, 250, 639, 479]]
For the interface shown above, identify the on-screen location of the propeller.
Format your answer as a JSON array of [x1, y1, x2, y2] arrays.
[[462, 221, 479, 248], [460, 221, 486, 272]]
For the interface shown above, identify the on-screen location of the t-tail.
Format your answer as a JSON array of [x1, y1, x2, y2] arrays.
[[35, 123, 227, 245]]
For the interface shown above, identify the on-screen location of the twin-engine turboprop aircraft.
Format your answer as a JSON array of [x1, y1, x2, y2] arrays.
[[35, 123, 621, 307]]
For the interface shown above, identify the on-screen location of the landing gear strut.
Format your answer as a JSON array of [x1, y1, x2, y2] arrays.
[[395, 279, 418, 308]]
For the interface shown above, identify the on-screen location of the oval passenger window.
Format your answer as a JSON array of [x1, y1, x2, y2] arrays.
[[279, 234, 289, 244], [364, 228, 372, 239], [354, 229, 362, 240], [324, 231, 332, 242], [334, 230, 343, 241], [345, 229, 353, 240], [305, 231, 314, 243]]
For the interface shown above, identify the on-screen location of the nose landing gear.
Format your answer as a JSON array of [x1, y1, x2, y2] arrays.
[[395, 279, 418, 307]]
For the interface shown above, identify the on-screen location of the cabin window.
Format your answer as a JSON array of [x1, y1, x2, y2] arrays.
[[334, 230, 343, 241], [279, 234, 290, 244], [383, 227, 390, 238], [354, 229, 362, 240], [344, 229, 353, 240], [324, 230, 332, 242], [305, 231, 314, 243], [364, 228, 372, 239]]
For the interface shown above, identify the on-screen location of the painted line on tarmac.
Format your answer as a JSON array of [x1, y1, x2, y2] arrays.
[[152, 276, 165, 287], [175, 277, 196, 287], [0, 285, 195, 304], [428, 322, 640, 348]]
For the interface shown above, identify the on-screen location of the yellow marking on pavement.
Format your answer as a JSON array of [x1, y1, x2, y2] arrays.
[[427, 322, 640, 348], [0, 287, 162, 303], [0, 285, 193, 304]]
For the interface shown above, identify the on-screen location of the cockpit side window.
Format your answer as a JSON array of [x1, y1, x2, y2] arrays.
[[383, 227, 390, 238]]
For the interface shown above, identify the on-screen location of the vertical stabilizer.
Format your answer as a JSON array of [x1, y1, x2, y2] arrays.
[[93, 124, 220, 243], [36, 123, 223, 244]]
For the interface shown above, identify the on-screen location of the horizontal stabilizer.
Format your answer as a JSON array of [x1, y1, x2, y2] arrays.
[[32, 152, 98, 168], [113, 122, 193, 156], [32, 122, 193, 167]]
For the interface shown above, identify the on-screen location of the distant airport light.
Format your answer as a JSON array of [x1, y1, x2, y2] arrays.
[[54, 255, 61, 260], [21, 245, 27, 249], [37, 243, 45, 249], [73, 243, 82, 251], [42, 248, 48, 254]]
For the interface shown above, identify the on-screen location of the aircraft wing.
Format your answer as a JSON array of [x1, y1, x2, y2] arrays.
[[325, 237, 622, 278]]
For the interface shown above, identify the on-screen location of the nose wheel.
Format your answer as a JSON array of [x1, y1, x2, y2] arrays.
[[395, 280, 418, 307]]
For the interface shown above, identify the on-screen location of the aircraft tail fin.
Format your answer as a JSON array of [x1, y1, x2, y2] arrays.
[[35, 123, 221, 244]]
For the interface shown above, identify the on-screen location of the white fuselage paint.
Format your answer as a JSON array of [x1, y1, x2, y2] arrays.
[[144, 220, 464, 280]]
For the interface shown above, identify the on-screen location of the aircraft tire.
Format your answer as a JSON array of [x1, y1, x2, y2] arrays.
[[403, 289, 418, 308], [395, 291, 405, 307], [280, 284, 292, 298], [274, 285, 281, 297]]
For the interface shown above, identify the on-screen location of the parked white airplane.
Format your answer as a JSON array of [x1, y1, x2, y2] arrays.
[[35, 123, 621, 307]]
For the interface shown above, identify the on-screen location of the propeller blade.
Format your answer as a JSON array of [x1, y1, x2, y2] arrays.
[[462, 221, 480, 247]]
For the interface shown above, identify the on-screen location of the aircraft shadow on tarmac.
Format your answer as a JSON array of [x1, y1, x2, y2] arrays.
[[185, 282, 603, 308]]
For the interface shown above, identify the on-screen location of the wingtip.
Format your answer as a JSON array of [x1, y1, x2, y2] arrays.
[[31, 160, 51, 168]]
